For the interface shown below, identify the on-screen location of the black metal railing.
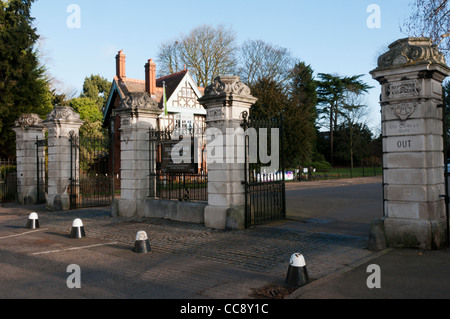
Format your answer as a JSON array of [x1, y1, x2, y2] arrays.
[[242, 111, 286, 228], [150, 172, 207, 202], [70, 129, 114, 209], [0, 159, 17, 203], [148, 126, 207, 202]]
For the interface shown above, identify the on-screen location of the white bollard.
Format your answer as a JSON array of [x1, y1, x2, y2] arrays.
[[70, 218, 86, 239], [133, 231, 151, 254], [26, 212, 39, 229], [285, 253, 309, 287]]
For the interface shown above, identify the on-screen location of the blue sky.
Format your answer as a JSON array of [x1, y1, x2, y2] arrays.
[[31, 0, 414, 133]]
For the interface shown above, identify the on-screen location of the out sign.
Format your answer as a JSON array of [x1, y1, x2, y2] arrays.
[[397, 140, 412, 149]]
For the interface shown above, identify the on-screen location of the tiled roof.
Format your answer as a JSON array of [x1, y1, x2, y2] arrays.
[[114, 70, 204, 108]]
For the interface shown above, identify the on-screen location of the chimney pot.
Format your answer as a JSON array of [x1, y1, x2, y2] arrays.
[[145, 58, 157, 95], [116, 50, 126, 79]]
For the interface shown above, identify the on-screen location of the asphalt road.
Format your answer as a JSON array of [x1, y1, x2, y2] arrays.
[[285, 177, 383, 236]]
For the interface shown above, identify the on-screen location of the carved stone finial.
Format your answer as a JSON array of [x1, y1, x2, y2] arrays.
[[15, 113, 43, 128], [203, 76, 252, 97], [45, 106, 83, 122], [118, 92, 159, 111], [377, 37, 446, 69]]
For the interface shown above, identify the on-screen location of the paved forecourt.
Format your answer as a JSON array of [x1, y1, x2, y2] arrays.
[[0, 192, 376, 299]]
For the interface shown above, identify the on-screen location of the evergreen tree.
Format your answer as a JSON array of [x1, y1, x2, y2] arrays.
[[288, 62, 317, 165], [0, 0, 52, 158], [333, 122, 373, 166], [81, 74, 111, 111], [70, 75, 111, 138], [316, 73, 372, 165], [249, 66, 318, 168]]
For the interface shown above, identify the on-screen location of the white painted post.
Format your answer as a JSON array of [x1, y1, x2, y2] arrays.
[[370, 37, 450, 249]]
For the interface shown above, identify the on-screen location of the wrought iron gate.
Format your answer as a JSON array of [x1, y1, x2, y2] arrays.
[[0, 159, 17, 203], [148, 127, 207, 202], [241, 111, 286, 228], [36, 135, 48, 204], [69, 128, 114, 209], [443, 89, 450, 247]]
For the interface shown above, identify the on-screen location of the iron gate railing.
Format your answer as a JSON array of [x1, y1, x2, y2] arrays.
[[69, 129, 114, 209], [0, 159, 17, 203], [443, 89, 450, 247], [148, 127, 207, 202], [35, 135, 47, 204], [242, 111, 286, 228]]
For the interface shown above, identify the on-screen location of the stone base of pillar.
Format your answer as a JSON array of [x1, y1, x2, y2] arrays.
[[205, 206, 227, 230], [225, 206, 245, 230], [370, 217, 447, 250], [17, 186, 39, 205], [204, 205, 245, 230], [112, 199, 140, 218], [112, 198, 208, 225], [47, 194, 70, 211]]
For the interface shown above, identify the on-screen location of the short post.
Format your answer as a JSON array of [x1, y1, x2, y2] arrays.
[[198, 76, 258, 230], [26, 213, 40, 229], [133, 231, 151, 253], [70, 218, 86, 239], [285, 253, 309, 287], [13, 114, 45, 205]]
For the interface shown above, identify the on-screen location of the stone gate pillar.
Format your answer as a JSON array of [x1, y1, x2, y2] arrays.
[[198, 76, 258, 230], [370, 37, 450, 249], [42, 106, 84, 211], [13, 114, 45, 205], [113, 92, 160, 217]]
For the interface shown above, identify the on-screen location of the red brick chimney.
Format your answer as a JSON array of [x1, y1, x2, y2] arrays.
[[116, 50, 126, 79], [145, 59, 156, 95]]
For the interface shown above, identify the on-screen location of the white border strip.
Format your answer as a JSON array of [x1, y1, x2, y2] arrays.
[[31, 242, 118, 256], [0, 229, 45, 240]]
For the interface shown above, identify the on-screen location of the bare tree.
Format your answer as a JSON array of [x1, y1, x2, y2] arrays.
[[156, 25, 238, 88], [239, 39, 296, 87], [341, 92, 371, 169], [157, 40, 183, 77], [402, 0, 450, 56]]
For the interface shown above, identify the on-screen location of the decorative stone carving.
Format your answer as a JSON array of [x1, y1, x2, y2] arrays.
[[119, 92, 159, 110], [46, 106, 82, 122], [386, 80, 421, 99], [377, 37, 446, 69], [47, 128, 57, 139], [121, 118, 131, 127], [15, 114, 43, 128], [390, 102, 416, 121], [121, 129, 132, 144], [204, 76, 252, 97], [207, 107, 225, 120]]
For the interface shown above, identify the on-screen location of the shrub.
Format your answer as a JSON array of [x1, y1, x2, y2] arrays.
[[308, 160, 331, 172]]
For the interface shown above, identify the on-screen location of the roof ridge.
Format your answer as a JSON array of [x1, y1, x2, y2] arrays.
[[156, 70, 188, 82]]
